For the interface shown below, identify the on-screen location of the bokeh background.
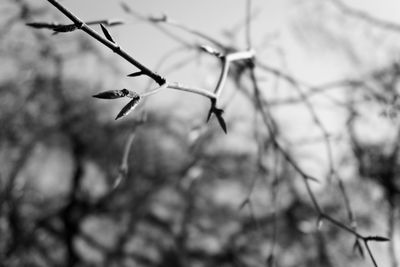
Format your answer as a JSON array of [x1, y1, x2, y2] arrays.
[[1, 0, 400, 266]]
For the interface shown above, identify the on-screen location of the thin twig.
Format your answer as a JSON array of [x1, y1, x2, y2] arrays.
[[43, 0, 256, 119], [112, 132, 136, 189], [364, 240, 379, 267], [46, 0, 166, 85], [121, 2, 227, 49], [257, 59, 359, 230], [214, 50, 255, 99], [248, 60, 386, 267], [214, 57, 230, 98], [388, 204, 399, 267], [166, 82, 217, 100], [329, 0, 400, 34], [245, 0, 252, 49]]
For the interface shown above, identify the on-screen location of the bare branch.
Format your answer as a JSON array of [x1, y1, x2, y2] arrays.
[[45, 0, 166, 85]]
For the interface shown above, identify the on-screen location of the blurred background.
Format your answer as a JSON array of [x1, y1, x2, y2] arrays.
[[1, 0, 400, 266]]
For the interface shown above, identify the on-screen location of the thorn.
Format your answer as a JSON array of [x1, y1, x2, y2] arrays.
[[100, 23, 115, 43], [127, 71, 144, 77], [26, 22, 58, 29], [115, 95, 141, 120], [52, 24, 77, 33], [365, 236, 390, 242], [92, 89, 130, 99], [214, 108, 227, 134], [205, 100, 227, 133]]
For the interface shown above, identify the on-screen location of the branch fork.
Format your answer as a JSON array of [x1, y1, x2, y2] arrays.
[[30, 0, 255, 131]]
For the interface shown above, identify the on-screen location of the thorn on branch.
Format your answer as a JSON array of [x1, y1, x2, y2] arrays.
[[365, 236, 390, 242], [353, 239, 365, 258], [127, 71, 144, 77], [27, 19, 123, 33], [100, 24, 115, 43], [207, 100, 227, 134], [115, 93, 141, 120], [53, 24, 78, 33], [92, 89, 131, 99], [26, 22, 83, 35], [26, 22, 60, 29]]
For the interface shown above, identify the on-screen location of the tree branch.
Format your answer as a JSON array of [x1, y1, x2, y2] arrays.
[[46, 0, 166, 85]]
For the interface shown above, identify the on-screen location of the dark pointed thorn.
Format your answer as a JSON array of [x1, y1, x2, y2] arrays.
[[53, 24, 77, 33], [100, 23, 115, 43], [26, 22, 58, 29], [206, 100, 216, 122], [206, 107, 213, 122], [214, 109, 227, 134], [365, 236, 390, 242], [93, 89, 129, 99], [127, 71, 144, 77], [115, 95, 141, 120]]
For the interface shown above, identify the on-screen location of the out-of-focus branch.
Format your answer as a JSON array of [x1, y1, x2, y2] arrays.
[[261, 59, 359, 237], [248, 60, 387, 267], [120, 2, 193, 48], [112, 132, 136, 189], [329, 0, 400, 33], [120, 3, 393, 264], [121, 2, 227, 50], [245, 0, 252, 49], [388, 205, 399, 267], [94, 130, 138, 210]]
